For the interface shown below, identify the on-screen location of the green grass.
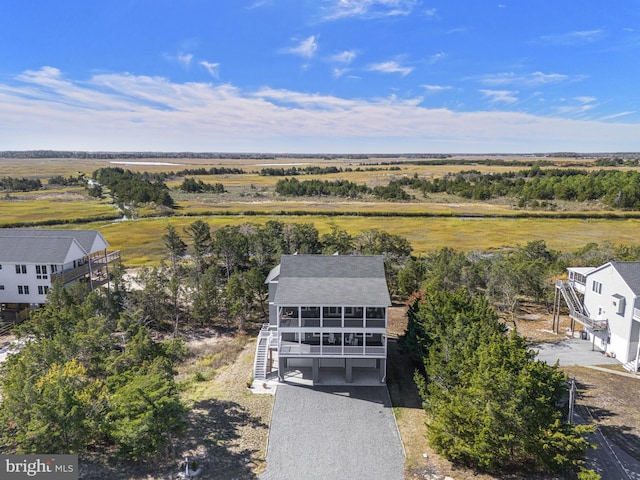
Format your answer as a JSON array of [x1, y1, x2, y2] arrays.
[[0, 191, 120, 226], [80, 214, 640, 266]]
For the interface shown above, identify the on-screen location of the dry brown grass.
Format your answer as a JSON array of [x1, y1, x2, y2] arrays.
[[177, 334, 274, 479]]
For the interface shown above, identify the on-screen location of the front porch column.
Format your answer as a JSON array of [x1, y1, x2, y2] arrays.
[[345, 358, 353, 383], [312, 358, 319, 383], [278, 356, 286, 382]]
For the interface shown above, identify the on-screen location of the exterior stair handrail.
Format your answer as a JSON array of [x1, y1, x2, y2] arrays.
[[556, 279, 607, 331]]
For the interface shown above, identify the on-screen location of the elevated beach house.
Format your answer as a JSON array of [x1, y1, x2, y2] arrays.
[[0, 229, 119, 319], [555, 261, 640, 372], [255, 254, 391, 384]]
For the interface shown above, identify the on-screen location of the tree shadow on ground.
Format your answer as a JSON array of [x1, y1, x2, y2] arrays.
[[79, 398, 268, 479], [386, 338, 423, 409], [179, 398, 269, 480]]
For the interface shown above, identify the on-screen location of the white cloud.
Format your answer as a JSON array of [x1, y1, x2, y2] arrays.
[[480, 89, 519, 104], [329, 50, 357, 77], [285, 35, 319, 59], [575, 96, 596, 104], [324, 0, 418, 20], [600, 111, 635, 121], [247, 0, 271, 9], [423, 8, 438, 18], [422, 84, 452, 92], [199, 61, 220, 78], [428, 52, 446, 64], [478, 71, 570, 87], [554, 97, 599, 117], [539, 30, 604, 46], [178, 52, 193, 68], [329, 50, 357, 64], [163, 52, 194, 68], [367, 61, 413, 76], [2, 66, 640, 153]]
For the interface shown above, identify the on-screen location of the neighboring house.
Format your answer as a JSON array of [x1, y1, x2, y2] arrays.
[[0, 229, 119, 318], [255, 254, 391, 384], [555, 262, 640, 372]]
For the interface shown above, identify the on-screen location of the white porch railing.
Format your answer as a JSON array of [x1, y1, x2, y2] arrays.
[[279, 342, 386, 357], [253, 324, 276, 381]]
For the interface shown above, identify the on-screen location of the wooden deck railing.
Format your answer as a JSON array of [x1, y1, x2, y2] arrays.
[[50, 250, 120, 286]]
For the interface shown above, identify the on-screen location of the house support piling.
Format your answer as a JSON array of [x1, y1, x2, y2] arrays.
[[345, 359, 353, 383]]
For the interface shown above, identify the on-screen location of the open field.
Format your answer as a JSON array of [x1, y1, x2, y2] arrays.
[[4, 154, 640, 266], [85, 215, 640, 266], [0, 189, 120, 226]]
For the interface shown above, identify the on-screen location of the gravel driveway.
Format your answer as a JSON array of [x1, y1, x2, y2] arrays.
[[259, 385, 404, 480]]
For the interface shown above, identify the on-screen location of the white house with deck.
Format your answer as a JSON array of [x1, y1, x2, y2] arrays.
[[255, 254, 391, 384], [555, 261, 640, 372], [0, 229, 120, 320]]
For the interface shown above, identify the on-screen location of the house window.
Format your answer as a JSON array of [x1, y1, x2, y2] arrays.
[[592, 280, 602, 294], [15, 264, 27, 274], [36, 265, 48, 279], [50, 265, 59, 273], [0, 285, 4, 290], [17, 285, 29, 295], [38, 286, 50, 295]]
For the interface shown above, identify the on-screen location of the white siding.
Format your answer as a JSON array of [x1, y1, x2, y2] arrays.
[[584, 265, 636, 363]]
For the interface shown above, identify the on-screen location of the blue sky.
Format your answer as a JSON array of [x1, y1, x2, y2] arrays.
[[1, 0, 639, 153]]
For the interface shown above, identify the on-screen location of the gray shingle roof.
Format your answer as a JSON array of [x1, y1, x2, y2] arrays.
[[0, 237, 81, 264], [0, 229, 108, 264], [273, 255, 391, 306], [0, 229, 108, 254], [610, 262, 640, 296]]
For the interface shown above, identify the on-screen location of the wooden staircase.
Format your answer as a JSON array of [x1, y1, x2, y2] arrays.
[[556, 280, 607, 331], [253, 324, 276, 381]]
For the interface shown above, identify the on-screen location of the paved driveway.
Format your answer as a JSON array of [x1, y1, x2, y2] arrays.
[[535, 338, 620, 367], [260, 385, 404, 480]]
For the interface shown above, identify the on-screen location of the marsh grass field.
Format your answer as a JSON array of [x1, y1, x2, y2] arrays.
[[3, 155, 640, 265]]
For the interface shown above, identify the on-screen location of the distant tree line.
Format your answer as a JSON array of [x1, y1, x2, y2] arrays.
[[260, 166, 345, 176], [93, 167, 174, 208], [396, 166, 640, 208], [178, 177, 225, 194], [48, 174, 83, 186], [0, 177, 42, 192], [274, 177, 411, 200], [275, 177, 370, 198], [175, 167, 245, 176]]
